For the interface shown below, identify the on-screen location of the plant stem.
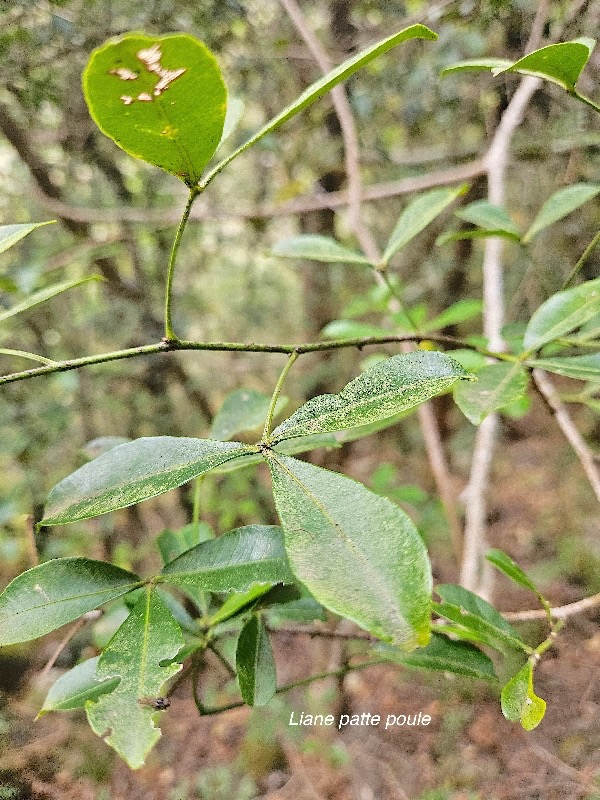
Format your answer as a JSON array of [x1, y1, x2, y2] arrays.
[[378, 270, 420, 333], [164, 187, 200, 341], [561, 229, 600, 290], [262, 351, 299, 440], [572, 90, 600, 114]]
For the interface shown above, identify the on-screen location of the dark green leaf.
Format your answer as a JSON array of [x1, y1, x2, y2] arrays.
[[523, 278, 600, 350], [266, 453, 432, 648], [382, 186, 467, 264], [0, 276, 104, 324], [236, 615, 277, 706], [523, 183, 600, 242], [495, 39, 596, 92], [453, 362, 529, 425], [211, 389, 288, 441], [160, 525, 294, 592], [501, 661, 546, 730], [270, 351, 471, 444], [202, 25, 437, 186], [436, 585, 520, 636], [39, 657, 119, 716], [0, 221, 55, 255], [86, 588, 184, 769], [0, 558, 141, 645], [528, 353, 600, 381], [41, 437, 253, 525], [379, 633, 498, 681], [83, 34, 227, 184], [272, 235, 372, 266], [485, 549, 540, 595]]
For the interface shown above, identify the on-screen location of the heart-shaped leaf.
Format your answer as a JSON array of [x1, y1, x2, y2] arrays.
[[83, 34, 227, 184]]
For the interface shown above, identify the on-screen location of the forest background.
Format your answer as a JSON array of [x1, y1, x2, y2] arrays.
[[0, 0, 599, 798]]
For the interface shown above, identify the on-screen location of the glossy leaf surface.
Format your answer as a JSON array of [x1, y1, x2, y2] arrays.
[[270, 351, 470, 444], [0, 558, 141, 645], [272, 235, 372, 266], [83, 34, 227, 184], [42, 437, 252, 525], [86, 589, 184, 769], [160, 525, 294, 592], [523, 278, 600, 349], [267, 453, 432, 648], [236, 615, 277, 706], [454, 363, 528, 424]]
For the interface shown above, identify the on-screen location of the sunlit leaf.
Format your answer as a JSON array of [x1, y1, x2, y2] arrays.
[[86, 588, 184, 769], [270, 351, 471, 444], [0, 221, 55, 255], [272, 235, 372, 266], [41, 437, 253, 525], [83, 34, 227, 184], [523, 278, 600, 350], [453, 362, 529, 424], [441, 58, 512, 76], [494, 39, 596, 92], [501, 661, 546, 730], [266, 453, 432, 648], [236, 615, 277, 706], [523, 183, 600, 242], [0, 558, 141, 645]]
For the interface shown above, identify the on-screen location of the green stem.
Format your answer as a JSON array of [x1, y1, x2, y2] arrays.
[[572, 90, 600, 114], [164, 187, 200, 341], [0, 333, 519, 388], [262, 351, 298, 441], [561, 229, 600, 290], [191, 475, 209, 617]]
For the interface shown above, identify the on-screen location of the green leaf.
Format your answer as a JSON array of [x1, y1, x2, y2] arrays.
[[421, 299, 483, 333], [494, 39, 596, 92], [523, 183, 600, 242], [39, 657, 119, 716], [0, 558, 141, 645], [0, 276, 104, 324], [434, 584, 526, 654], [382, 186, 467, 265], [0, 221, 55, 255], [210, 583, 275, 626], [441, 58, 512, 76], [455, 200, 521, 240], [86, 588, 184, 769], [201, 24, 437, 187], [453, 362, 529, 425], [41, 437, 253, 525], [523, 278, 600, 350], [272, 235, 372, 266], [501, 661, 546, 730], [528, 353, 600, 381], [83, 34, 227, 184], [236, 615, 277, 706], [379, 633, 498, 681], [211, 389, 288, 441], [321, 319, 391, 339], [266, 453, 432, 648], [270, 351, 471, 444], [160, 525, 294, 592], [485, 549, 540, 596], [156, 522, 213, 565]]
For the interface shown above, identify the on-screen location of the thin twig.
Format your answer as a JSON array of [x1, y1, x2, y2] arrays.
[[39, 610, 102, 679], [268, 624, 374, 641], [502, 590, 600, 622], [532, 369, 600, 503]]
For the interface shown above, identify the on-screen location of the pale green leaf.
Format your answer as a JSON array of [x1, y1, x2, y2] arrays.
[[523, 183, 600, 242], [211, 389, 288, 441], [41, 437, 253, 525], [421, 299, 482, 332], [236, 615, 277, 706], [202, 25, 438, 187], [523, 278, 600, 349], [441, 58, 512, 76], [501, 661, 546, 730], [270, 351, 471, 444], [39, 657, 119, 716], [0, 558, 141, 645], [454, 362, 528, 424], [266, 453, 432, 648], [382, 186, 467, 264], [378, 633, 498, 681], [0, 221, 55, 255], [0, 276, 104, 324], [160, 525, 294, 592], [86, 588, 184, 769], [495, 39, 596, 92], [218, 96, 244, 148], [529, 353, 600, 381], [321, 319, 391, 339], [210, 583, 275, 626], [455, 200, 521, 239], [83, 34, 227, 184], [272, 235, 372, 266]]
